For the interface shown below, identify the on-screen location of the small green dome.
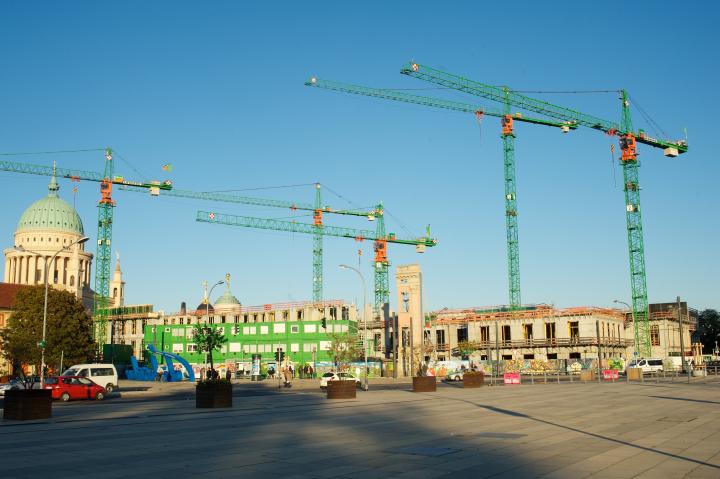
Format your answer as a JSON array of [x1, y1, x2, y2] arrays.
[[215, 290, 241, 306], [17, 174, 84, 235]]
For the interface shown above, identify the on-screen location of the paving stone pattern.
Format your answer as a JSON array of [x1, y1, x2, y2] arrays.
[[1, 378, 719, 478]]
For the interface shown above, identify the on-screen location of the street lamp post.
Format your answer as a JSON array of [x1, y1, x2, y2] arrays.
[[339, 264, 368, 391], [205, 280, 224, 378], [613, 299, 638, 358], [14, 236, 89, 388]]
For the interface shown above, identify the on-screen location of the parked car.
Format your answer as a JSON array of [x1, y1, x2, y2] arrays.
[[319, 372, 361, 389], [445, 370, 464, 381], [45, 376, 107, 402], [626, 358, 664, 373], [0, 379, 22, 396], [62, 363, 118, 394]]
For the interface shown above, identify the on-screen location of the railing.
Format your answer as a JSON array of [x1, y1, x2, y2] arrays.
[[437, 337, 633, 351]]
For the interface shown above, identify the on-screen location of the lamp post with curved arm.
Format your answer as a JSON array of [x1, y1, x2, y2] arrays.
[[204, 280, 224, 377], [14, 236, 89, 388], [339, 264, 368, 391]]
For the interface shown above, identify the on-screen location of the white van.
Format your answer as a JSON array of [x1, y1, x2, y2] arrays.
[[626, 358, 664, 374], [62, 364, 119, 394]]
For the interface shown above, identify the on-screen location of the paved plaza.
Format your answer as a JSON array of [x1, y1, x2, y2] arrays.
[[1, 377, 719, 478]]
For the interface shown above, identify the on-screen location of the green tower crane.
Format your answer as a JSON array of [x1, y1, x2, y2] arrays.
[[305, 77, 576, 310], [196, 209, 437, 314], [400, 61, 688, 356], [0, 149, 173, 347]]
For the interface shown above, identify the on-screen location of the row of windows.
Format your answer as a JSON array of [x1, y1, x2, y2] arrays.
[[159, 323, 348, 337], [439, 321, 624, 344], [163, 307, 351, 326], [173, 341, 331, 354]]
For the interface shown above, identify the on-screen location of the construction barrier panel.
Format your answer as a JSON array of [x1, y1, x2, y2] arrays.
[[503, 372, 520, 385], [602, 369, 619, 380]]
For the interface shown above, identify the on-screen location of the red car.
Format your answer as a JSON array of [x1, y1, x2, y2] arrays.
[[45, 376, 106, 402]]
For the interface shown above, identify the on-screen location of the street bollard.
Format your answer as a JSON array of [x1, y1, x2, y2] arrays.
[[557, 371, 560, 384]]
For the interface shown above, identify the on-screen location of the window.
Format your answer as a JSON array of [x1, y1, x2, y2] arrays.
[[172, 344, 183, 353], [90, 368, 114, 376], [569, 352, 581, 359], [291, 325, 299, 334], [502, 354, 512, 360], [569, 322, 579, 340], [329, 307, 337, 320], [304, 324, 317, 333], [229, 343, 241, 352], [480, 326, 490, 343], [547, 353, 557, 360], [319, 340, 331, 351], [523, 354, 535, 359], [273, 323, 286, 334], [342, 307, 350, 320], [282, 310, 289, 320], [260, 325, 269, 334], [291, 343, 299, 352], [545, 322, 556, 341], [651, 324, 660, 346], [296, 310, 304, 321], [457, 326, 468, 343], [501, 325, 511, 342], [523, 324, 533, 341], [303, 343, 314, 352], [187, 344, 198, 352]]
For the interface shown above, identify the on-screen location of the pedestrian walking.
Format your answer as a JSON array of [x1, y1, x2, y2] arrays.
[[283, 367, 292, 388], [155, 365, 163, 382], [225, 369, 231, 381]]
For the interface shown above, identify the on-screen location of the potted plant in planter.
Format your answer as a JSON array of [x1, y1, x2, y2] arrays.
[[411, 344, 437, 392], [3, 372, 52, 420], [456, 341, 484, 388], [193, 325, 232, 408], [326, 333, 362, 399]]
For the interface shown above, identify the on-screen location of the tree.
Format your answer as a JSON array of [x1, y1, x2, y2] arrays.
[[456, 340, 477, 360], [192, 324, 227, 376], [0, 285, 94, 375], [697, 309, 720, 354], [327, 332, 362, 372]]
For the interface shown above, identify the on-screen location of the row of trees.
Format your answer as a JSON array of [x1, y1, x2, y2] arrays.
[[0, 285, 94, 376]]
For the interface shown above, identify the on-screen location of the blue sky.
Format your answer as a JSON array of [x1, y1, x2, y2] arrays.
[[0, 1, 717, 313]]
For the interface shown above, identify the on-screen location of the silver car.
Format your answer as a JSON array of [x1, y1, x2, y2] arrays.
[[0, 380, 22, 396]]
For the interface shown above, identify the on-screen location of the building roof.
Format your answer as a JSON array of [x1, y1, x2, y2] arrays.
[[16, 172, 84, 235], [0, 283, 26, 309]]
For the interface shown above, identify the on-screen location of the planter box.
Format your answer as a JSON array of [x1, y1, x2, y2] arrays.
[[412, 376, 437, 392], [3, 389, 52, 420], [627, 367, 643, 381], [463, 372, 484, 388], [580, 370, 596, 382], [327, 380, 357, 399], [196, 381, 233, 408]]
